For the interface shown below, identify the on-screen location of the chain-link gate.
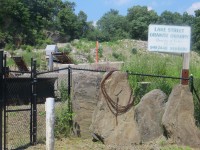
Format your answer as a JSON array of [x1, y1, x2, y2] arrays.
[[0, 54, 38, 150]]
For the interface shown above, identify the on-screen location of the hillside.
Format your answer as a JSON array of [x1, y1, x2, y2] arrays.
[[56, 39, 200, 77], [57, 39, 148, 63], [6, 39, 200, 78]]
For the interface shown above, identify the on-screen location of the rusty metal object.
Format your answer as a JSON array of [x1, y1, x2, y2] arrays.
[[12, 56, 29, 72], [100, 71, 135, 119]]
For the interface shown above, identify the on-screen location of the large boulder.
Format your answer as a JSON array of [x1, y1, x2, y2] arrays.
[[72, 72, 103, 138], [135, 89, 166, 142], [162, 84, 200, 148], [90, 71, 141, 146]]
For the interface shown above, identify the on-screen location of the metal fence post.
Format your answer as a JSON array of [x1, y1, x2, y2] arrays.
[[189, 74, 194, 93], [3, 54, 7, 150], [30, 58, 33, 144], [32, 60, 37, 145], [0, 50, 3, 149], [68, 66, 71, 111]]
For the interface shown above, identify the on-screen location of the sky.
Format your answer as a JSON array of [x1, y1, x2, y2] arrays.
[[69, 0, 200, 22]]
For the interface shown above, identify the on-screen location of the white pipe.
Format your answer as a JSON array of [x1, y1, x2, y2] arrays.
[[48, 53, 53, 71], [46, 98, 55, 150]]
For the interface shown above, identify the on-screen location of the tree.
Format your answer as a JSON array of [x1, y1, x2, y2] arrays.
[[182, 12, 194, 26], [97, 9, 129, 41], [0, 0, 31, 47], [0, 0, 85, 47], [193, 10, 200, 51], [127, 6, 158, 40], [157, 11, 183, 25], [57, 6, 78, 41], [77, 11, 89, 38]]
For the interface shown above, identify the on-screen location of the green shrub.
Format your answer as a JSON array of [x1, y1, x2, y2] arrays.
[[59, 81, 68, 102], [192, 78, 200, 126], [4, 43, 15, 50], [36, 38, 53, 49], [87, 54, 94, 63], [72, 39, 95, 53], [54, 82, 73, 139], [54, 102, 73, 139], [59, 45, 72, 54], [131, 48, 137, 54], [25, 45, 34, 52], [112, 52, 125, 61], [98, 46, 103, 58]]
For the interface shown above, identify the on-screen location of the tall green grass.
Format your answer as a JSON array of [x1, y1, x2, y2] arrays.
[[123, 52, 200, 125]]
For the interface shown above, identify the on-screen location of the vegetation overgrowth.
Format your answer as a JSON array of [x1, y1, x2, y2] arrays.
[[55, 82, 73, 139]]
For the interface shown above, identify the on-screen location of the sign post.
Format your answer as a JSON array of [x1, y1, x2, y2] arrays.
[[148, 25, 191, 85], [181, 53, 190, 85]]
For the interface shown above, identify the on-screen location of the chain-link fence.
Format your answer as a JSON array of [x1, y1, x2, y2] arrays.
[[191, 77, 200, 126], [126, 71, 187, 105], [4, 71, 32, 150], [1, 60, 200, 149]]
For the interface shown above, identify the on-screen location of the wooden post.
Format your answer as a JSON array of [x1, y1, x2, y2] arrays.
[[46, 98, 55, 150], [96, 41, 99, 63], [181, 53, 190, 85]]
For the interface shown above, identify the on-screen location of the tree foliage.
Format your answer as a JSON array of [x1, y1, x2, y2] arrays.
[[97, 9, 130, 41], [0, 1, 200, 51], [193, 10, 200, 51], [127, 6, 158, 40], [0, 0, 88, 48]]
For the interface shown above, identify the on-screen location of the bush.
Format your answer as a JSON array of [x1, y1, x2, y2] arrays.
[[36, 38, 53, 49], [131, 48, 137, 54], [87, 54, 94, 63], [59, 45, 72, 54], [54, 82, 73, 138], [4, 43, 15, 50], [98, 46, 103, 58], [25, 45, 34, 52], [54, 102, 73, 139], [193, 78, 200, 126], [112, 52, 125, 61]]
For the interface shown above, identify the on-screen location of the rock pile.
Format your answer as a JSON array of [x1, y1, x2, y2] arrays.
[[89, 72, 200, 148], [71, 71, 200, 148]]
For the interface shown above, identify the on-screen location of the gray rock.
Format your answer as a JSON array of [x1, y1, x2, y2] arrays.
[[72, 72, 103, 138], [162, 84, 200, 148], [90, 71, 141, 146], [135, 89, 166, 142]]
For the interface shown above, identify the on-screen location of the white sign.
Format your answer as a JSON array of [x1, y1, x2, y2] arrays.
[[148, 25, 191, 53]]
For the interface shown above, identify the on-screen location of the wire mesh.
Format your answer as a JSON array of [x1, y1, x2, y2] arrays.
[[126, 72, 183, 105], [3, 65, 200, 149], [192, 77, 200, 126], [6, 105, 31, 149]]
